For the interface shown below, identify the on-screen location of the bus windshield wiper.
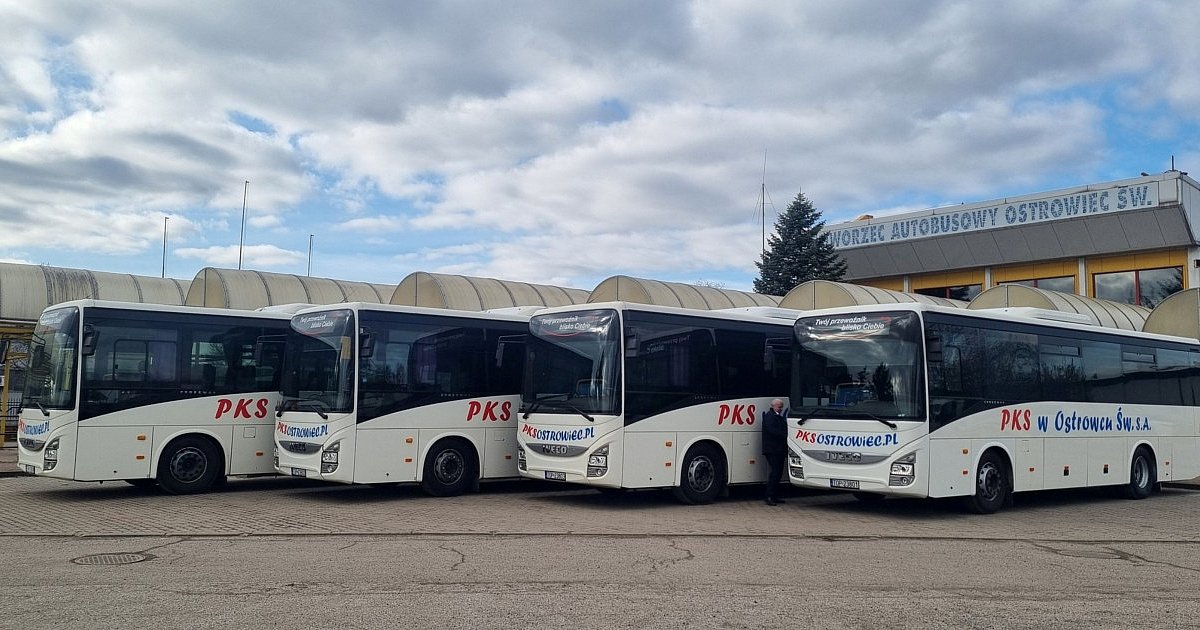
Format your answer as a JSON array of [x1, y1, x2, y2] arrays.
[[276, 397, 328, 420], [522, 393, 594, 422], [31, 398, 50, 417], [795, 406, 897, 429]]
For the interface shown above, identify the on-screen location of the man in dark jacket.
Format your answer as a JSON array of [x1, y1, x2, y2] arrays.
[[762, 398, 788, 505]]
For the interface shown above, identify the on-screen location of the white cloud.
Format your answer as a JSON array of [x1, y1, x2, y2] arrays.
[[174, 244, 305, 270], [1, 1, 1198, 288]]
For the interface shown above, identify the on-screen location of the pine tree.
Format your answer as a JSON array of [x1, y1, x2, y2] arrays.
[[753, 191, 847, 295]]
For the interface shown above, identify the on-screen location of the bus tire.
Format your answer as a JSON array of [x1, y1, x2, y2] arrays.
[[124, 478, 157, 489], [420, 438, 477, 497], [966, 450, 1010, 514], [672, 443, 726, 505], [157, 435, 222, 495], [1123, 446, 1156, 500]]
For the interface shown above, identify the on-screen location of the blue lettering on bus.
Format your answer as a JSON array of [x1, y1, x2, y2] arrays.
[[533, 427, 595, 442], [22, 420, 50, 436], [275, 421, 329, 439], [793, 430, 898, 448], [1039, 408, 1151, 434]]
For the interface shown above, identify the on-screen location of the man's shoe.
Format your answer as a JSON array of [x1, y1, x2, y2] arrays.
[[766, 498, 778, 506]]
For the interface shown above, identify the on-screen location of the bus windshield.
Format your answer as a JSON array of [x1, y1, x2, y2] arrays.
[[25, 307, 80, 411], [793, 310, 924, 421], [524, 309, 621, 417], [281, 310, 355, 414]]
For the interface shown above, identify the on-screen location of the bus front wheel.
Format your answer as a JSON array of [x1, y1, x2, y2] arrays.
[[966, 450, 1010, 514], [1123, 447, 1157, 500], [672, 443, 726, 505], [157, 436, 223, 495], [420, 438, 477, 497]]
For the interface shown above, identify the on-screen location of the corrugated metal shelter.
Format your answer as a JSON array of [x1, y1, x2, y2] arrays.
[[967, 284, 1149, 330], [0, 262, 189, 323], [587, 275, 779, 308], [1142, 288, 1200, 339], [777, 279, 966, 310], [391, 271, 588, 311], [185, 267, 393, 310]]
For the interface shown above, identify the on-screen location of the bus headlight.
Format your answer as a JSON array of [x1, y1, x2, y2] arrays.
[[517, 446, 527, 472], [587, 444, 609, 478], [788, 449, 804, 479], [321, 441, 340, 474], [43, 437, 60, 471], [889, 452, 916, 486]]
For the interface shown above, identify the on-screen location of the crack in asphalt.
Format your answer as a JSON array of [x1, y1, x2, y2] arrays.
[[438, 543, 467, 571]]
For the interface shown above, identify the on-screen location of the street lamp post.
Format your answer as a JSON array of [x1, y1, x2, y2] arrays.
[[238, 180, 249, 270], [161, 216, 169, 278], [307, 234, 314, 276]]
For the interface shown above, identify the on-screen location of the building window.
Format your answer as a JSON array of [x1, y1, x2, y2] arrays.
[[1093, 267, 1182, 308], [1006, 276, 1075, 293], [915, 285, 982, 301]]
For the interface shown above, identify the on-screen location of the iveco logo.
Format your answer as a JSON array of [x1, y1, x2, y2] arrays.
[[827, 451, 862, 463], [540, 444, 570, 455]]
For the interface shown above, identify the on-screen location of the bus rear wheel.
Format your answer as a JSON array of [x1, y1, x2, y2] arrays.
[[157, 435, 222, 495], [420, 438, 477, 497], [672, 443, 726, 505], [1123, 446, 1157, 500], [966, 450, 1010, 514]]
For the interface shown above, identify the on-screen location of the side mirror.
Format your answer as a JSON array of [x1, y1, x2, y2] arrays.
[[359, 329, 375, 359], [81, 324, 97, 357]]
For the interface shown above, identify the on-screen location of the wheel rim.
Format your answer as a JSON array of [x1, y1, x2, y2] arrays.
[[686, 455, 715, 493], [977, 461, 1002, 503], [1132, 456, 1149, 489], [433, 449, 465, 485], [169, 446, 208, 484]]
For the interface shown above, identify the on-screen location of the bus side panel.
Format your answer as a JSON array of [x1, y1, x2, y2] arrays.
[[1014, 438, 1044, 492], [1087, 437, 1128, 486], [228, 422, 276, 476], [927, 437, 974, 498], [76, 425, 152, 480], [482, 425, 519, 480], [355, 427, 419, 483], [726, 430, 767, 485], [622, 431, 675, 488], [1043, 436, 1089, 490]]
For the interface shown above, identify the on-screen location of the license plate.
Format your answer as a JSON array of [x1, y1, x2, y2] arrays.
[[830, 478, 859, 490], [25, 464, 35, 474], [545, 471, 566, 481], [290, 467, 307, 478]]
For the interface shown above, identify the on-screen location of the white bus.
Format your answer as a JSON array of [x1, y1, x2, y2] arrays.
[[16, 300, 294, 493], [273, 303, 534, 495], [787, 304, 1200, 513], [517, 302, 798, 504]]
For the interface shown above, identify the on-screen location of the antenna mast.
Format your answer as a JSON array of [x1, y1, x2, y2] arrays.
[[761, 152, 767, 258]]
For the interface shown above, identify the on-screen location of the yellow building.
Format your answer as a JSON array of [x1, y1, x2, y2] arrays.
[[824, 170, 1198, 308]]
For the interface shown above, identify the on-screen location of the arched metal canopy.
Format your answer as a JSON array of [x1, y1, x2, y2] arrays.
[[184, 267, 393, 310], [587, 275, 779, 309], [391, 271, 588, 310], [968, 284, 1149, 330], [1142, 288, 1200, 338], [777, 279, 965, 310], [0, 262, 190, 323]]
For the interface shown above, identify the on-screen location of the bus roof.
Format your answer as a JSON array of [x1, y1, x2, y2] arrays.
[[291, 301, 537, 322], [795, 301, 1200, 345], [533, 300, 801, 326], [39, 299, 294, 321]]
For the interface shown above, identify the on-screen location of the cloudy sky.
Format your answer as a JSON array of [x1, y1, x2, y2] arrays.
[[2, 1, 1198, 292]]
